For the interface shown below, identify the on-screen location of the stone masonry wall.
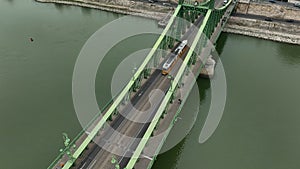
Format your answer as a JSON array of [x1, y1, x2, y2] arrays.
[[224, 16, 300, 44], [236, 2, 300, 20]]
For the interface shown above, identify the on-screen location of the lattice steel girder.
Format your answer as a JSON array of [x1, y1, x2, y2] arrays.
[[170, 92, 174, 103], [144, 66, 151, 78], [190, 9, 195, 23], [182, 4, 208, 17], [160, 113, 165, 119], [183, 5, 208, 14], [170, 84, 178, 103], [208, 0, 215, 9], [187, 58, 192, 68], [183, 9, 190, 28], [195, 40, 201, 55], [180, 8, 187, 34], [133, 76, 142, 92], [122, 90, 131, 105], [194, 10, 198, 21], [176, 18, 183, 41], [179, 0, 184, 4], [183, 0, 193, 5], [184, 64, 190, 76], [154, 119, 160, 130], [179, 11, 187, 35], [159, 38, 167, 59], [170, 85, 178, 103], [177, 9, 184, 38], [203, 21, 212, 39], [165, 100, 171, 113], [212, 10, 221, 26], [113, 109, 118, 115], [191, 52, 197, 65], [187, 11, 192, 24], [152, 50, 159, 67], [168, 25, 176, 48], [108, 114, 113, 121], [178, 75, 184, 88], [161, 37, 167, 50], [140, 71, 145, 80]]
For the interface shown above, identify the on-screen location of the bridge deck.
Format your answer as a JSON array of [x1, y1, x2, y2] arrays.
[[134, 40, 211, 169], [72, 14, 205, 169], [50, 1, 237, 168]]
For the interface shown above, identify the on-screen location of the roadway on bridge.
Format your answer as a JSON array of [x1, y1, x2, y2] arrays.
[[74, 16, 205, 169], [73, 1, 227, 168]]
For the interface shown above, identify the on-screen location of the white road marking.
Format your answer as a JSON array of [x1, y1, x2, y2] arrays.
[[141, 155, 153, 161], [87, 159, 97, 169]]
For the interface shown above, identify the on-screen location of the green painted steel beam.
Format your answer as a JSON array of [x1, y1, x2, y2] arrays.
[[125, 10, 212, 169], [212, 1, 236, 44], [182, 3, 209, 11], [60, 5, 183, 169], [49, 0, 237, 168], [142, 4, 238, 168], [144, 4, 237, 166]]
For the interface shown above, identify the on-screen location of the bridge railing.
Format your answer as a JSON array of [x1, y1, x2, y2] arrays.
[[47, 89, 123, 169]]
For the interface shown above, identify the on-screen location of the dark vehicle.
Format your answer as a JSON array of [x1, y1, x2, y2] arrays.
[[294, 3, 300, 8], [148, 0, 158, 3], [269, 0, 276, 3], [285, 19, 294, 23], [264, 17, 273, 22]]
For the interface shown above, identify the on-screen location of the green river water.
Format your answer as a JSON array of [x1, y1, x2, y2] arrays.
[[0, 0, 300, 169]]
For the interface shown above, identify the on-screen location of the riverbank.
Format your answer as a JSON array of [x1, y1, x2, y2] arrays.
[[224, 16, 300, 45], [224, 1, 300, 45], [35, 0, 300, 45], [35, 0, 172, 20]]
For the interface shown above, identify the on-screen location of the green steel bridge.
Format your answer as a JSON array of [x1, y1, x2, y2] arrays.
[[49, 0, 237, 168]]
